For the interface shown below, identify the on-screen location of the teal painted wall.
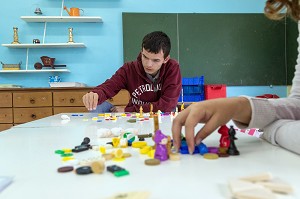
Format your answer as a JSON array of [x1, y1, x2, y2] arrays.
[[0, 0, 289, 97]]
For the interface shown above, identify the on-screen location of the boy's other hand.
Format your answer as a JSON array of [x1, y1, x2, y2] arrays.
[[82, 92, 99, 111]]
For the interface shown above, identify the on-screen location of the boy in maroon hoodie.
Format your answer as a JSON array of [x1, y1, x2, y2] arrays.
[[82, 31, 182, 113]]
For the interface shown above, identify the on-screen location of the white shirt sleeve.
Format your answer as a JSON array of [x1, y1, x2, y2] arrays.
[[233, 23, 300, 155]]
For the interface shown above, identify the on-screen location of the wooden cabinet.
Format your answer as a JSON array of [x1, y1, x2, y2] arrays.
[[0, 88, 130, 132], [13, 107, 53, 124], [13, 92, 52, 107], [53, 91, 87, 107], [0, 92, 12, 107]]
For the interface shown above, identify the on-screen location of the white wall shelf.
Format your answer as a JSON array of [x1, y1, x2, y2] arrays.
[[2, 0, 101, 76], [2, 43, 86, 48], [21, 16, 103, 23], [0, 69, 70, 73]]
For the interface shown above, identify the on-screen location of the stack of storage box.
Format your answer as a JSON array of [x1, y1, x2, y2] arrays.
[[178, 76, 205, 102]]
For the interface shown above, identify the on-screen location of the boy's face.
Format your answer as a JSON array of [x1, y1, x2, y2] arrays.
[[141, 48, 170, 76]]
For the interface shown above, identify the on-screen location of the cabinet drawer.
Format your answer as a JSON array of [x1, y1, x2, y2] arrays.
[[0, 124, 13, 132], [0, 92, 12, 107], [53, 107, 88, 115], [13, 107, 53, 123], [107, 90, 130, 105], [0, 108, 13, 123], [53, 91, 86, 107], [13, 92, 52, 107]]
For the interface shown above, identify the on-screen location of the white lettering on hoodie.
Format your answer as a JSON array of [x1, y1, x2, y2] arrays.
[[131, 83, 161, 104]]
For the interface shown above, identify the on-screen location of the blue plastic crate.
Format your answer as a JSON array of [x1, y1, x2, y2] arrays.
[[182, 85, 204, 94], [179, 76, 205, 102], [182, 78, 189, 86], [182, 93, 205, 102], [193, 76, 204, 85]]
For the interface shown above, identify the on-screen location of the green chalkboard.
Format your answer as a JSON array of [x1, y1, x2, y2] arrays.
[[286, 17, 298, 85], [123, 13, 298, 86]]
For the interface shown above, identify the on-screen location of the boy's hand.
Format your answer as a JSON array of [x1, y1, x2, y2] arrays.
[[82, 92, 99, 111]]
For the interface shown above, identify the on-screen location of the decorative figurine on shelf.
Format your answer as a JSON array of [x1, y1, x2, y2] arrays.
[[218, 125, 230, 148], [34, 7, 43, 15], [33, 39, 40, 44], [67, 28, 74, 43], [154, 130, 168, 161], [227, 125, 240, 155], [11, 27, 20, 44]]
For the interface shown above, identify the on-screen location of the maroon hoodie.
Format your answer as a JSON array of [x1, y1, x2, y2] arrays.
[[92, 53, 182, 112]]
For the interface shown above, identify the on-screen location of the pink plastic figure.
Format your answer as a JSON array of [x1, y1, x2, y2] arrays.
[[154, 130, 168, 161], [218, 125, 230, 148]]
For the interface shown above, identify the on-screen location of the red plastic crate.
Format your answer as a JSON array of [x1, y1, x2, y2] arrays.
[[204, 84, 226, 100]]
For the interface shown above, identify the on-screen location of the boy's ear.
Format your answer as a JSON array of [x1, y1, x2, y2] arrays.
[[163, 55, 170, 64]]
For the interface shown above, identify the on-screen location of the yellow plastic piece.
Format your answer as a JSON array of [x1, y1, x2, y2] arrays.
[[140, 146, 152, 154], [114, 148, 123, 159], [121, 113, 127, 117], [92, 117, 98, 121], [131, 141, 147, 148], [148, 149, 155, 158], [104, 113, 111, 117], [99, 146, 106, 154], [62, 148, 72, 153], [112, 137, 120, 148], [62, 156, 75, 161], [112, 157, 125, 162], [98, 113, 105, 117]]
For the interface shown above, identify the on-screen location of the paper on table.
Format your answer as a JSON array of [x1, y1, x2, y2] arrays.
[[0, 176, 13, 193]]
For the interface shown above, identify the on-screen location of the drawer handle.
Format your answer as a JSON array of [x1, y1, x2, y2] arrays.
[[30, 98, 36, 104], [70, 98, 75, 103], [31, 114, 37, 119]]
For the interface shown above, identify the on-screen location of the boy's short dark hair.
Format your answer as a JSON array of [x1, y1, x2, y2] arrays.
[[142, 31, 171, 59]]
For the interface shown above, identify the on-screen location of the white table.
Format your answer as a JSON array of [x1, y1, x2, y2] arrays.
[[0, 113, 299, 199]]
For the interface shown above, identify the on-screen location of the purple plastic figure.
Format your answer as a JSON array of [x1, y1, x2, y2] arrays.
[[154, 130, 168, 161]]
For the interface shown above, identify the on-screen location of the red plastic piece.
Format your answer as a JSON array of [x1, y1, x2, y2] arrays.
[[218, 125, 230, 148]]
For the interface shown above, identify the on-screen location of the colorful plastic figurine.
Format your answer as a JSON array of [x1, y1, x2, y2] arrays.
[[72, 137, 91, 153], [196, 142, 209, 155], [154, 130, 168, 161], [157, 110, 162, 123], [218, 125, 230, 148], [174, 107, 179, 117], [227, 125, 240, 155], [180, 140, 208, 155], [180, 103, 184, 111], [149, 103, 154, 118], [139, 106, 143, 118]]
